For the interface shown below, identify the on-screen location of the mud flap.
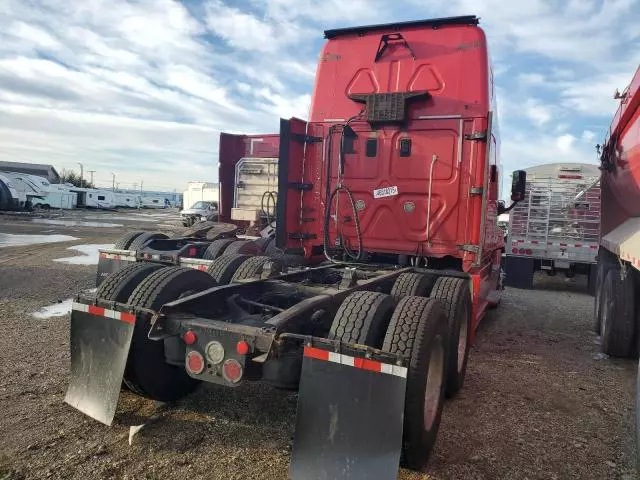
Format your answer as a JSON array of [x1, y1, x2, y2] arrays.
[[96, 250, 136, 286], [290, 346, 407, 480], [64, 303, 136, 426]]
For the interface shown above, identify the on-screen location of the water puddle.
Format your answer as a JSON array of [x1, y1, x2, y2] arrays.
[[0, 233, 79, 247], [33, 219, 123, 228], [54, 243, 113, 265]]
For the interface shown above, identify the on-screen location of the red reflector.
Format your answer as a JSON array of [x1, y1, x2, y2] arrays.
[[519, 248, 525, 254], [511, 248, 518, 254], [186, 351, 205, 375], [236, 340, 250, 355], [525, 249, 532, 255], [188, 247, 197, 256], [183, 330, 197, 345], [222, 359, 243, 383]]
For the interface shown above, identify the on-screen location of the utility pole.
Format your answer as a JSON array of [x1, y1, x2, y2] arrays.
[[87, 170, 96, 186], [111, 173, 116, 192], [140, 179, 143, 192], [77, 162, 84, 188]]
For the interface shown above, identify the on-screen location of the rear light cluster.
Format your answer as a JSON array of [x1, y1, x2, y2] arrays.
[[182, 334, 249, 384]]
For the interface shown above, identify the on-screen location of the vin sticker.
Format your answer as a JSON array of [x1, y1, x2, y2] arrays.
[[373, 186, 399, 199]]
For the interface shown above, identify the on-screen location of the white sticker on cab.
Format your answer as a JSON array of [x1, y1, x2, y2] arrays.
[[373, 186, 399, 199]]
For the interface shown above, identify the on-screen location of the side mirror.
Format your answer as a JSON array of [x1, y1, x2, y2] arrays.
[[497, 200, 506, 215], [511, 170, 527, 202]]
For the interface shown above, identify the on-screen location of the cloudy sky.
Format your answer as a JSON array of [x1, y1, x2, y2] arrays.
[[1, 0, 639, 193]]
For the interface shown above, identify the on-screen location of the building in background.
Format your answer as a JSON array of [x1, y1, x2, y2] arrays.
[[0, 161, 60, 183]]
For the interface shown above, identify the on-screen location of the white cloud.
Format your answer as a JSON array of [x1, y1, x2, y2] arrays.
[[582, 130, 596, 143], [524, 98, 553, 126], [556, 134, 576, 152]]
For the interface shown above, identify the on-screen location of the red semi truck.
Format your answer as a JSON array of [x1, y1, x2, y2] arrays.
[[592, 64, 640, 461], [65, 16, 526, 478]]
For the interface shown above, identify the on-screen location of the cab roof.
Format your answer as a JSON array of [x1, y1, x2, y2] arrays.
[[324, 16, 479, 39]]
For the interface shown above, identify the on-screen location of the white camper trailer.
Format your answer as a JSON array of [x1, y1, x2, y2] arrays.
[[32, 184, 78, 210], [71, 188, 116, 209], [0, 172, 48, 209], [139, 196, 169, 209], [114, 192, 141, 208]]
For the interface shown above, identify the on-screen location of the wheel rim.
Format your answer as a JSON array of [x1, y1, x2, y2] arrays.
[[457, 308, 469, 373], [423, 334, 445, 431]]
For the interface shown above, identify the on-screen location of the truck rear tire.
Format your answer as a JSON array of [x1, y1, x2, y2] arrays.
[[97, 263, 163, 301], [430, 277, 472, 398], [231, 256, 282, 282], [390, 273, 434, 301], [113, 231, 145, 250], [601, 269, 637, 357], [504, 256, 534, 289], [382, 296, 448, 471], [253, 237, 272, 253], [124, 267, 217, 400], [329, 291, 395, 348], [594, 249, 617, 334], [203, 238, 236, 260], [207, 254, 251, 284], [128, 232, 169, 251], [225, 240, 260, 256]]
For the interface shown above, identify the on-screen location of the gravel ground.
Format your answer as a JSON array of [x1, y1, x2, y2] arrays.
[[0, 210, 637, 480]]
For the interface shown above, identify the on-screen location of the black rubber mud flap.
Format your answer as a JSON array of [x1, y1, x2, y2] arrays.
[[290, 345, 406, 480], [65, 302, 137, 426], [95, 251, 136, 287]]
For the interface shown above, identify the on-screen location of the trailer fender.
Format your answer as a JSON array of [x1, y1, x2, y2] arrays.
[[96, 250, 137, 287]]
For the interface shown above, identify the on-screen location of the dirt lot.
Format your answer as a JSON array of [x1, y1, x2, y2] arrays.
[[0, 209, 637, 479]]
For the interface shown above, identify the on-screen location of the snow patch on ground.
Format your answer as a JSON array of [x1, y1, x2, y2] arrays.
[[33, 219, 124, 228], [32, 288, 98, 319], [0, 233, 79, 247], [54, 244, 113, 265]]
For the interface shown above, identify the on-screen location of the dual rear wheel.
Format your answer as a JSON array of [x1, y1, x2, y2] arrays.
[[328, 273, 472, 470]]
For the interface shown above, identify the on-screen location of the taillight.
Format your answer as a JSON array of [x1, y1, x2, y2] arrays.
[[188, 247, 197, 257], [511, 248, 518, 254], [518, 248, 525, 254], [182, 330, 197, 345], [525, 249, 533, 255], [222, 359, 243, 383], [186, 351, 205, 375], [205, 341, 225, 364], [236, 340, 250, 355]]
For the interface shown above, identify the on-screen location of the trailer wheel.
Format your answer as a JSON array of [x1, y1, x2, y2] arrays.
[[601, 269, 637, 357], [207, 254, 251, 284], [231, 256, 282, 282], [391, 273, 434, 301], [128, 231, 169, 251], [383, 296, 448, 471], [203, 238, 236, 260], [113, 231, 146, 250], [225, 240, 260, 256], [329, 291, 395, 348], [269, 252, 306, 267], [124, 267, 217, 400], [97, 262, 163, 301], [504, 256, 535, 289], [430, 277, 472, 397]]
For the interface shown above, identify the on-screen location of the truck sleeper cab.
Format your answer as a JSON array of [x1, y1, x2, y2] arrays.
[[66, 16, 515, 480]]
